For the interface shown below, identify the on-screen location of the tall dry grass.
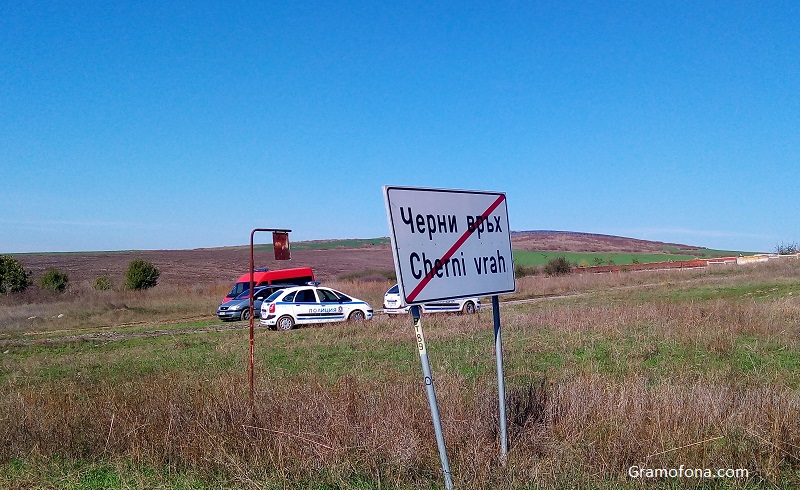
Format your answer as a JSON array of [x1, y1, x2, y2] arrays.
[[0, 282, 227, 335], [2, 370, 798, 487], [1, 259, 799, 487]]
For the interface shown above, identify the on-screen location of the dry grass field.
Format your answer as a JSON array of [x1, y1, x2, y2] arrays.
[[1, 237, 799, 489]]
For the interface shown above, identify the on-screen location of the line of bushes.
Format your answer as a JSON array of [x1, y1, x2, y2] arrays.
[[0, 255, 161, 295]]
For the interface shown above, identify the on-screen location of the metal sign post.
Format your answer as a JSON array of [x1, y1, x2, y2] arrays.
[[249, 227, 292, 413], [410, 305, 454, 490], [493, 295, 508, 459]]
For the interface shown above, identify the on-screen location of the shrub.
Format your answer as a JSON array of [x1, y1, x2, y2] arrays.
[[39, 269, 69, 293], [776, 242, 798, 255], [93, 275, 112, 291], [125, 259, 160, 290], [0, 255, 31, 294], [514, 264, 539, 278], [543, 257, 572, 276]]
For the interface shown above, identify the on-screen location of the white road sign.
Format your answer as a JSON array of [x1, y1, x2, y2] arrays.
[[383, 186, 516, 304]]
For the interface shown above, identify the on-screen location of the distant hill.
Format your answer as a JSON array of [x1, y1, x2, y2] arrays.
[[510, 231, 702, 253], [286, 232, 704, 254], [11, 231, 730, 287]]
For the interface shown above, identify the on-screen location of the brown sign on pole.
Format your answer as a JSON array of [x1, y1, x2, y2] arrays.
[[273, 232, 290, 260], [249, 227, 292, 413]]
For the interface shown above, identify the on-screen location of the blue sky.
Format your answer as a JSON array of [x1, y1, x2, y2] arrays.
[[2, 1, 797, 253]]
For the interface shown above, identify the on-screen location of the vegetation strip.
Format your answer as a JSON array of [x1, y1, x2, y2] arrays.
[[1, 253, 799, 488], [0, 323, 246, 347]]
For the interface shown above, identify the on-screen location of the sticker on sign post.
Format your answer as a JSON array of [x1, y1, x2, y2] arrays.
[[383, 186, 516, 304]]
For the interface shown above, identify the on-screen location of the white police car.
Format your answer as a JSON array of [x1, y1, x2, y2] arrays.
[[260, 285, 373, 331], [383, 284, 480, 315]]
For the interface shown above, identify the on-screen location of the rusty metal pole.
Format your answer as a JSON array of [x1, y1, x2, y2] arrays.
[[249, 228, 292, 413], [249, 230, 256, 412]]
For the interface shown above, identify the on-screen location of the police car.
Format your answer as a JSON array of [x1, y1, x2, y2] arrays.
[[260, 285, 373, 331], [383, 284, 481, 315]]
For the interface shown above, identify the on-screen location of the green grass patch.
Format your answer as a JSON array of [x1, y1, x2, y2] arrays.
[[7, 304, 799, 388], [255, 237, 389, 252], [513, 251, 699, 267], [0, 459, 234, 490], [499, 319, 800, 385], [0, 458, 414, 490], [257, 329, 415, 381], [512, 248, 757, 268], [636, 281, 800, 303], [660, 246, 755, 256], [2, 331, 240, 384]]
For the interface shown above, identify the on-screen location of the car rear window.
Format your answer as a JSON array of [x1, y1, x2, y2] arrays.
[[335, 292, 353, 302], [266, 290, 285, 302]]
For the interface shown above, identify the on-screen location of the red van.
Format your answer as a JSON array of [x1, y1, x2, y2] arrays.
[[223, 267, 315, 302]]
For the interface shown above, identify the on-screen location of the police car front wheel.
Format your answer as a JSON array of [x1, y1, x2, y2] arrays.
[[348, 310, 366, 321]]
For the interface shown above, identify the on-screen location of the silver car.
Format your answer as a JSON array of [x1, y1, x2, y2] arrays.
[[383, 284, 480, 315], [217, 285, 289, 321]]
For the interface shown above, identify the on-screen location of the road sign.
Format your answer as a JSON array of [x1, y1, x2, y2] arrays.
[[383, 186, 515, 304]]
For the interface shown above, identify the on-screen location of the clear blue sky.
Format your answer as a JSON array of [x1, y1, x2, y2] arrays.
[[2, 1, 797, 253]]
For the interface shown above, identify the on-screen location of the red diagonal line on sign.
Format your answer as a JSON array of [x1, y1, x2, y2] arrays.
[[406, 193, 506, 303]]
